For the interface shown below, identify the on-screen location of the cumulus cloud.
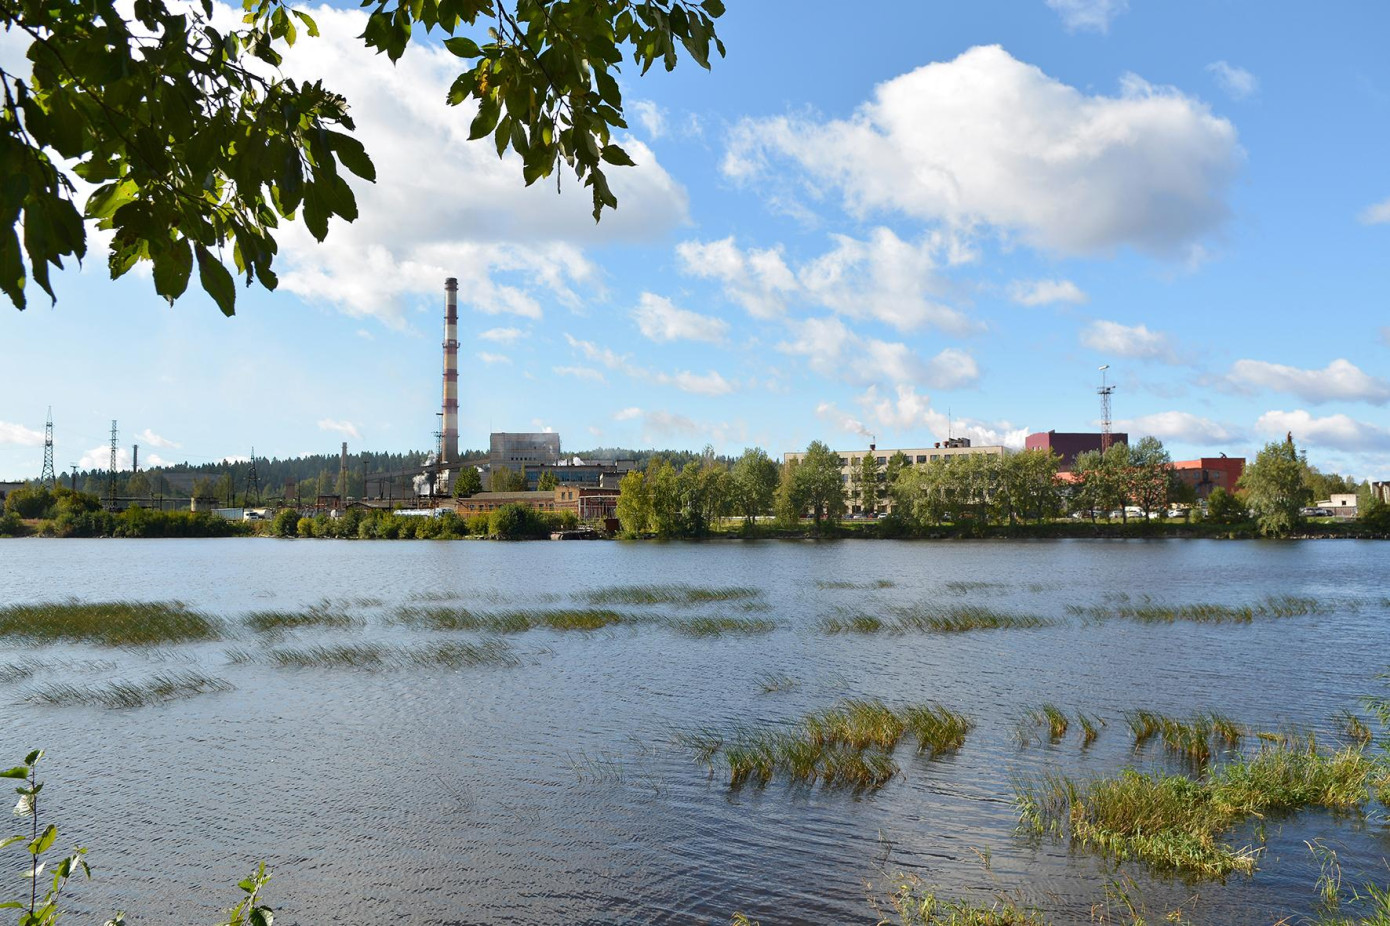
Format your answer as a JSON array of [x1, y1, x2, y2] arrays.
[[1207, 61, 1258, 100], [1255, 409, 1390, 452], [263, 4, 688, 326], [564, 333, 734, 396], [724, 45, 1240, 260], [553, 365, 606, 384], [78, 445, 131, 470], [1045, 0, 1127, 32], [479, 327, 523, 343], [1359, 197, 1390, 225], [1080, 319, 1178, 362], [1115, 411, 1236, 443], [0, 421, 45, 446], [318, 418, 362, 440], [631, 100, 666, 139], [613, 407, 643, 421], [1228, 358, 1390, 405], [1010, 279, 1088, 306], [137, 428, 180, 449], [477, 352, 511, 365], [776, 317, 980, 390], [677, 229, 976, 333], [631, 293, 728, 343], [855, 384, 1030, 448]]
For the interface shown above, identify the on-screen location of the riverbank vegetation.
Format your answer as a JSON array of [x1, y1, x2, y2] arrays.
[[0, 600, 219, 646], [820, 605, 1051, 635], [1066, 594, 1324, 624]]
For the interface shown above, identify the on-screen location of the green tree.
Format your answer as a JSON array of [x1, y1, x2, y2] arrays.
[[1127, 436, 1172, 519], [3, 484, 54, 518], [271, 507, 301, 537], [453, 467, 483, 498], [1, 0, 726, 313], [794, 441, 845, 531], [998, 449, 1061, 525], [535, 470, 559, 492], [488, 467, 527, 492], [884, 450, 911, 491], [1204, 486, 1249, 526], [1239, 438, 1311, 536], [614, 469, 651, 536], [774, 457, 804, 527], [730, 447, 778, 527], [854, 452, 880, 516], [646, 459, 682, 536]]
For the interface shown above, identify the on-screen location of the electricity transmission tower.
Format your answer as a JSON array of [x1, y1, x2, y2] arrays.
[[106, 420, 118, 510], [1098, 365, 1115, 452], [40, 408, 55, 489], [245, 448, 261, 506]]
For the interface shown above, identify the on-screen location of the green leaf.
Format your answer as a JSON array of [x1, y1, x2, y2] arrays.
[[443, 36, 480, 57], [468, 96, 500, 139], [292, 10, 319, 36], [0, 834, 25, 849], [328, 133, 375, 182], [700, 0, 725, 16], [600, 144, 635, 167], [152, 237, 193, 301], [0, 767, 27, 780], [30, 824, 57, 855], [195, 244, 236, 316]]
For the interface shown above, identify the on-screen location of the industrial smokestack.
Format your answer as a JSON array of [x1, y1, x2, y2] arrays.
[[441, 277, 460, 465]]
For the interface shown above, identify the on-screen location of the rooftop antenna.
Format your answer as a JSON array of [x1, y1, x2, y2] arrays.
[[40, 408, 55, 489], [1098, 365, 1115, 452]]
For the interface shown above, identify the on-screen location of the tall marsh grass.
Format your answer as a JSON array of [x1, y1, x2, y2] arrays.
[[270, 640, 517, 669], [28, 670, 234, 708], [690, 699, 973, 790], [0, 601, 220, 646], [820, 606, 1049, 635], [1016, 739, 1381, 878], [1123, 710, 1244, 763], [583, 584, 762, 605], [244, 609, 363, 633], [1067, 595, 1324, 624]]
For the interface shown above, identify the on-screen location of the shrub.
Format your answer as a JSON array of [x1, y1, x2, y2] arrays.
[[272, 508, 301, 537], [3, 484, 54, 518], [1205, 488, 1249, 525]]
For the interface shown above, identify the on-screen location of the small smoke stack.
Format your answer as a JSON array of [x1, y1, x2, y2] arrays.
[[441, 278, 460, 465]]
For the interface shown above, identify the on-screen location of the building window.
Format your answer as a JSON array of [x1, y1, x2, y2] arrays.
[[916, 455, 927, 463], [876, 456, 886, 464]]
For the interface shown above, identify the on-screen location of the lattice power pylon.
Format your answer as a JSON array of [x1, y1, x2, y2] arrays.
[[1098, 365, 1116, 452], [40, 407, 55, 489], [106, 420, 118, 510], [245, 447, 261, 506]]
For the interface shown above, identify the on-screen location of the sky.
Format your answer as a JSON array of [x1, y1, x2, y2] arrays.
[[3, 0, 1390, 481]]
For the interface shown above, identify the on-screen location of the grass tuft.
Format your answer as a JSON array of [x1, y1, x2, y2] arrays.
[[583, 584, 762, 605], [756, 672, 799, 694], [1068, 595, 1324, 625], [670, 616, 777, 637], [270, 640, 516, 670], [814, 579, 895, 590], [0, 600, 219, 646], [882, 875, 1047, 925], [820, 606, 1049, 635], [28, 670, 234, 708], [244, 609, 362, 633]]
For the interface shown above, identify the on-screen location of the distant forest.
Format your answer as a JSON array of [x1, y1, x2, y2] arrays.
[[47, 445, 734, 506]]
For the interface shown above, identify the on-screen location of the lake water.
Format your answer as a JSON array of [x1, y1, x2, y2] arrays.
[[1, 537, 1387, 925]]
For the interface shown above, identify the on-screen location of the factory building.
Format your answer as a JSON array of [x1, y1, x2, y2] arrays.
[[1024, 431, 1129, 471], [783, 439, 1008, 515], [1170, 457, 1245, 500]]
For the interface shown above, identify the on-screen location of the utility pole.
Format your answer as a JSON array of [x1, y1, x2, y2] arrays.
[[68, 463, 78, 493], [40, 408, 55, 489]]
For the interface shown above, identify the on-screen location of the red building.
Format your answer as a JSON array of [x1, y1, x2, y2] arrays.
[[1171, 457, 1245, 500], [1024, 431, 1129, 471]]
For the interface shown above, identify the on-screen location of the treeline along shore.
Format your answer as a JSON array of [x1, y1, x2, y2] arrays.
[[4, 436, 1388, 540]]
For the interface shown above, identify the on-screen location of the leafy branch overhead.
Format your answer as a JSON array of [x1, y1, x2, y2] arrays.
[[0, 0, 725, 315]]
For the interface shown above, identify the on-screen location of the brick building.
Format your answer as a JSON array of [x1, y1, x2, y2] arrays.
[[1024, 431, 1128, 471], [1171, 457, 1245, 500]]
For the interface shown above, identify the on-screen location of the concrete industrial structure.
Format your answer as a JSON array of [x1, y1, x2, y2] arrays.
[[1024, 431, 1130, 471], [488, 432, 562, 472], [453, 485, 620, 521], [1316, 493, 1359, 518], [1170, 457, 1245, 500], [441, 278, 460, 465]]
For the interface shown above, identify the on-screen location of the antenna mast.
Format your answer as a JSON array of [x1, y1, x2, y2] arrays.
[[1098, 365, 1115, 452]]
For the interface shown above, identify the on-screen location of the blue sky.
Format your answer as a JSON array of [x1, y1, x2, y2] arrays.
[[3, 0, 1390, 481]]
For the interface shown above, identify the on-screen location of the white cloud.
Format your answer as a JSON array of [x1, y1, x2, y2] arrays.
[[1045, 0, 1127, 32], [137, 428, 180, 449], [631, 100, 666, 139], [1228, 358, 1390, 405], [1255, 409, 1390, 452], [143, 453, 173, 468], [265, 4, 689, 326], [0, 422, 44, 446], [1115, 411, 1236, 443], [1080, 319, 1178, 363], [777, 317, 981, 390], [553, 366, 606, 383], [479, 327, 523, 343], [564, 333, 735, 395], [1207, 61, 1258, 100], [477, 352, 511, 365], [613, 407, 643, 421], [724, 45, 1239, 259], [678, 229, 975, 333], [318, 418, 362, 440], [78, 445, 131, 470], [1359, 197, 1390, 225], [631, 292, 728, 343], [855, 384, 1030, 448], [642, 410, 702, 439], [815, 402, 874, 440], [1010, 279, 1088, 306]]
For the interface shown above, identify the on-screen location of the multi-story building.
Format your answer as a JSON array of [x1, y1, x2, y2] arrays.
[[1171, 456, 1245, 500], [488, 432, 562, 472], [782, 439, 1007, 514], [1024, 431, 1129, 471]]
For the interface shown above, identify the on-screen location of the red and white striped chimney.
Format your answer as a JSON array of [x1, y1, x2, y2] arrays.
[[441, 278, 460, 464]]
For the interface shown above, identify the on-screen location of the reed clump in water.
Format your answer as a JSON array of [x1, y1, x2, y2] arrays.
[[880, 877, 1047, 926], [583, 584, 762, 605], [819, 606, 1049, 635], [1123, 710, 1244, 763], [0, 601, 220, 646], [244, 609, 362, 633], [1077, 713, 1103, 746], [1067, 595, 1323, 624], [756, 672, 798, 694], [1336, 710, 1374, 747], [814, 579, 895, 590], [691, 699, 973, 790], [670, 616, 777, 637], [395, 606, 627, 633], [0, 658, 45, 683], [270, 640, 516, 669], [1015, 739, 1379, 878], [28, 670, 234, 708]]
